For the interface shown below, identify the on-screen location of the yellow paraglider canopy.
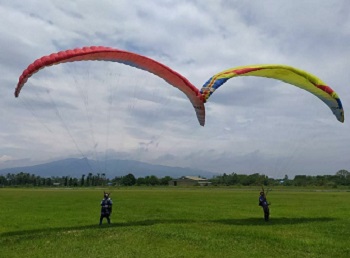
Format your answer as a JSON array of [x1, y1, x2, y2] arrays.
[[200, 64, 344, 123]]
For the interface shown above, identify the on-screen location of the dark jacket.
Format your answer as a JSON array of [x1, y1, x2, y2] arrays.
[[100, 197, 113, 216], [259, 195, 268, 207]]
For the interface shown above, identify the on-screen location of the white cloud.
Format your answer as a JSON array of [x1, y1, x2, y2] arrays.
[[0, 155, 14, 163]]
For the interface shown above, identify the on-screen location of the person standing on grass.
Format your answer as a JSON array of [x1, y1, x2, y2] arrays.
[[259, 190, 270, 222], [99, 192, 113, 225]]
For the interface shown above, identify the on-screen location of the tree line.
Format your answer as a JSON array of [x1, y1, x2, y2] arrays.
[[0, 172, 173, 187], [0, 169, 349, 187], [210, 169, 350, 187]]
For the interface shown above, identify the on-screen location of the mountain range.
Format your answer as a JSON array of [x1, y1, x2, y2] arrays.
[[0, 158, 217, 179]]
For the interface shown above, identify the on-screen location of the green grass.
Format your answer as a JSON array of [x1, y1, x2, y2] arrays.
[[0, 187, 349, 258]]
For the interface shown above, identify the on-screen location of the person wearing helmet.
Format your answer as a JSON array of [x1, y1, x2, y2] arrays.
[[259, 191, 270, 221], [99, 192, 113, 225]]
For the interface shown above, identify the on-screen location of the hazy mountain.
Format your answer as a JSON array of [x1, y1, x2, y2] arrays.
[[0, 158, 217, 179]]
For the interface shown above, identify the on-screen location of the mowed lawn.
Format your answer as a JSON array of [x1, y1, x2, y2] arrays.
[[0, 187, 349, 258]]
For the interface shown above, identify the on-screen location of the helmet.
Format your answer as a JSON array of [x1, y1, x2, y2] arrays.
[[104, 192, 110, 198]]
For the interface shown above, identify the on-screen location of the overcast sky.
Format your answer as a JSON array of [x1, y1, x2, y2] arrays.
[[1, 0, 349, 178]]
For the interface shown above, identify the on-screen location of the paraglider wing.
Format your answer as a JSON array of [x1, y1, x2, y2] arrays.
[[15, 46, 205, 126], [200, 64, 344, 123]]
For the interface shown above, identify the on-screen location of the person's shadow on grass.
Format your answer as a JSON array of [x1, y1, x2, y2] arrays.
[[0, 217, 336, 238], [211, 217, 336, 226]]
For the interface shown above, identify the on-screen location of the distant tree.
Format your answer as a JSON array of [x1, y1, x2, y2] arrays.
[[315, 175, 326, 186], [0, 175, 6, 186], [136, 177, 146, 186], [227, 173, 239, 185], [101, 173, 106, 186], [96, 173, 100, 186], [160, 176, 172, 185], [86, 173, 93, 186], [147, 175, 159, 186], [80, 174, 85, 186], [46, 177, 52, 186], [336, 169, 350, 178], [334, 170, 350, 185], [293, 175, 308, 186], [72, 178, 79, 187], [121, 173, 136, 186], [239, 174, 253, 186], [111, 176, 122, 186]]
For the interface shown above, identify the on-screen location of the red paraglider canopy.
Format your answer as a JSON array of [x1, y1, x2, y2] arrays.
[[15, 46, 205, 126]]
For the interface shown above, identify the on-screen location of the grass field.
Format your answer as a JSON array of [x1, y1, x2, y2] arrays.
[[0, 187, 349, 258]]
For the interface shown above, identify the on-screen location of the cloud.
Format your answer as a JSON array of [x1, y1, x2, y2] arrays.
[[0, 155, 14, 163], [1, 0, 349, 177]]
